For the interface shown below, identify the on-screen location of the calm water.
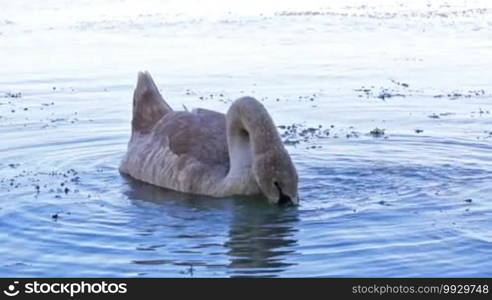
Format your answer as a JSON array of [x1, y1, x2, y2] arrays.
[[1, 0, 492, 277]]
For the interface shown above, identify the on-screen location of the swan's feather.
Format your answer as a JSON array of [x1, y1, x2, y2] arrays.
[[120, 107, 230, 194], [132, 71, 172, 134]]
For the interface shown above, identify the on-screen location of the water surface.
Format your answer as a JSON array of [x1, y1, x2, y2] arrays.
[[0, 0, 491, 277]]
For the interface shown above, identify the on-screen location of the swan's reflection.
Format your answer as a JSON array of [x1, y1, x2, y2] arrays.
[[122, 175, 299, 277], [225, 203, 299, 277]]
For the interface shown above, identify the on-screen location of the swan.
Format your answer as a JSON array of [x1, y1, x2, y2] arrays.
[[119, 71, 298, 205]]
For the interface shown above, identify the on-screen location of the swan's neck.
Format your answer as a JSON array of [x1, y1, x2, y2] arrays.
[[220, 97, 281, 195]]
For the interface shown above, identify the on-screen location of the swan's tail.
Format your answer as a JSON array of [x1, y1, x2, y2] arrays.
[[132, 71, 172, 133]]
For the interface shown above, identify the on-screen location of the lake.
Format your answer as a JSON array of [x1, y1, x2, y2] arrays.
[[0, 0, 491, 277]]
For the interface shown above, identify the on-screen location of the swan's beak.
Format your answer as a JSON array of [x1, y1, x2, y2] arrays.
[[278, 195, 298, 206], [272, 182, 298, 206]]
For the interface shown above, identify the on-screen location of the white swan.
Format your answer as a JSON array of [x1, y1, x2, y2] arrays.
[[119, 71, 298, 205]]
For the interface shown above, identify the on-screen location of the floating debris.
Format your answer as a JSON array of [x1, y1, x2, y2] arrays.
[[278, 123, 331, 145], [346, 131, 360, 138], [433, 89, 486, 99], [356, 80, 410, 100], [391, 80, 409, 88], [4, 92, 22, 98], [275, 7, 488, 19], [369, 128, 385, 137]]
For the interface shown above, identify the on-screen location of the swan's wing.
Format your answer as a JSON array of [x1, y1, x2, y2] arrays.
[[122, 73, 230, 193], [155, 108, 229, 168], [120, 107, 230, 192], [132, 71, 172, 134]]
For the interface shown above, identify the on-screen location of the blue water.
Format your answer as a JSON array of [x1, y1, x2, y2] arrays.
[[0, 0, 491, 277]]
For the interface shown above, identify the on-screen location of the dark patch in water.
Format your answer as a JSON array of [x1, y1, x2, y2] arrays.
[[433, 89, 486, 100], [3, 92, 22, 98], [369, 128, 385, 137], [355, 80, 410, 100]]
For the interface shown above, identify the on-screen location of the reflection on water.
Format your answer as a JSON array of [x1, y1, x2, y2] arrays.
[[225, 205, 299, 277], [123, 176, 299, 277]]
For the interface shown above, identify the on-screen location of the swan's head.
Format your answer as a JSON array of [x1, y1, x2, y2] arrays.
[[227, 96, 299, 205], [253, 150, 299, 206]]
